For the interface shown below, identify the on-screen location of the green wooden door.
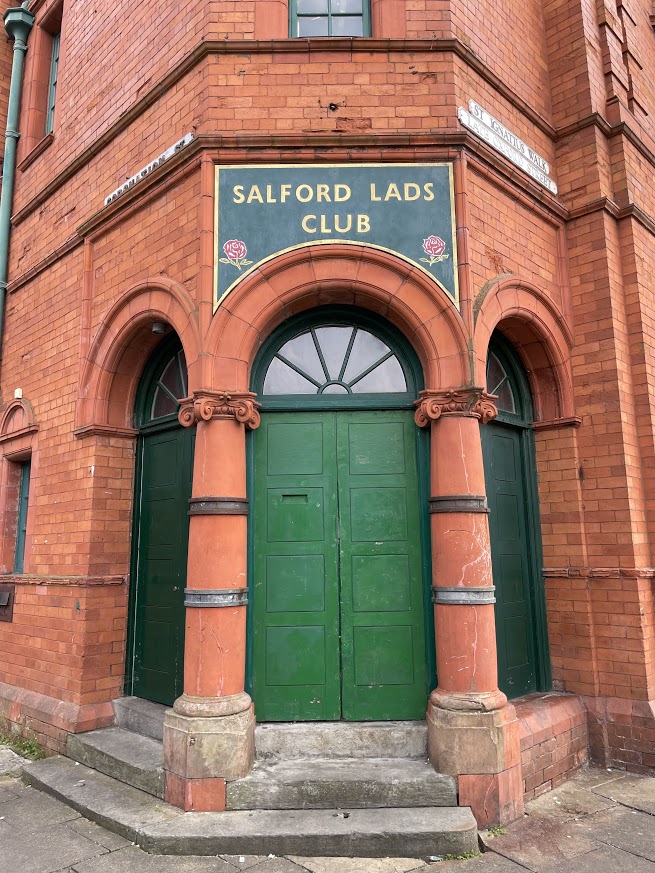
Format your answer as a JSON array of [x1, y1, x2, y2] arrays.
[[252, 410, 427, 721], [132, 426, 193, 705], [482, 422, 538, 698], [482, 335, 550, 700]]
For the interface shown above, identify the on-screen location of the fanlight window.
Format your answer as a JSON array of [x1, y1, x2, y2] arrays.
[[263, 326, 407, 395], [150, 349, 188, 420], [486, 350, 516, 414]]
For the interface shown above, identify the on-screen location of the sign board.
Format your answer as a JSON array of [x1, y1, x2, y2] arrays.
[[214, 164, 459, 310], [105, 133, 194, 206], [458, 101, 557, 194]]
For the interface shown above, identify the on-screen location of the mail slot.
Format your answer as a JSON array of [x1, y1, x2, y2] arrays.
[[0, 584, 15, 622]]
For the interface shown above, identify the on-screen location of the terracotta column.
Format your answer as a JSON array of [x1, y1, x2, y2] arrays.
[[415, 387, 523, 826], [162, 390, 260, 812]]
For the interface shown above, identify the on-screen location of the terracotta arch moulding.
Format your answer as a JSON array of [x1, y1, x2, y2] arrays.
[[206, 244, 471, 393], [472, 276, 575, 423], [75, 278, 201, 436]]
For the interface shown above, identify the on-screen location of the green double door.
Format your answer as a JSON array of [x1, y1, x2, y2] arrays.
[[131, 426, 193, 705], [252, 410, 427, 721]]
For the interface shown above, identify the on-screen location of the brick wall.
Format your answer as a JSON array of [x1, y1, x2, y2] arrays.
[[516, 694, 588, 802]]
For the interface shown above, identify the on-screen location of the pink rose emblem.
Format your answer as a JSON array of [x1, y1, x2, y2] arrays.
[[219, 239, 252, 271], [224, 239, 247, 261], [420, 235, 449, 267]]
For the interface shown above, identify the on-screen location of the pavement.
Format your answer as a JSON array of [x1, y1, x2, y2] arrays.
[[1, 750, 655, 873]]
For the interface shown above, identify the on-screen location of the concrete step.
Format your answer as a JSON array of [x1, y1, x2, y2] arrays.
[[66, 726, 164, 799], [255, 721, 428, 760], [22, 755, 478, 858], [226, 758, 457, 810], [112, 697, 167, 742]]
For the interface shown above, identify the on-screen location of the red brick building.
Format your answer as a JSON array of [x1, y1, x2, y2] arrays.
[[0, 0, 654, 830]]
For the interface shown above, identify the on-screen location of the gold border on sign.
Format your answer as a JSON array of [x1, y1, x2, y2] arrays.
[[213, 163, 460, 312]]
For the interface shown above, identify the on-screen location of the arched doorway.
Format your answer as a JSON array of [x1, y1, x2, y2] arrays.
[[249, 307, 433, 721], [482, 333, 551, 699], [125, 334, 194, 706]]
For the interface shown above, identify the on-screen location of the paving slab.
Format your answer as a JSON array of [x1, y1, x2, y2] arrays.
[[567, 806, 655, 863], [539, 845, 655, 873], [220, 856, 268, 869], [0, 818, 109, 873], [0, 774, 22, 802], [0, 782, 81, 833], [71, 845, 237, 872], [565, 769, 626, 790], [66, 816, 135, 852], [291, 857, 427, 872], [0, 746, 25, 775], [423, 855, 527, 872], [591, 773, 655, 815], [485, 814, 602, 871], [524, 780, 616, 822], [241, 861, 311, 873]]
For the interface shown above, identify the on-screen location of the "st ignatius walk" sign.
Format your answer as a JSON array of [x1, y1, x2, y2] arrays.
[[214, 164, 459, 310]]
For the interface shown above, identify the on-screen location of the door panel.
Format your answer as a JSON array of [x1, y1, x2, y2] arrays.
[[482, 421, 537, 698], [133, 427, 193, 705], [252, 410, 427, 721], [338, 412, 427, 720], [253, 415, 341, 721]]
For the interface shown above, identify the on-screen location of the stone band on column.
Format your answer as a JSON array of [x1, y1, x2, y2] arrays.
[[432, 585, 496, 605], [188, 497, 249, 516], [184, 588, 249, 607], [429, 495, 489, 513]]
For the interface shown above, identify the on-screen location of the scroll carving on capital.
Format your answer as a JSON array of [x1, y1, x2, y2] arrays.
[[178, 391, 261, 430], [414, 388, 498, 427]]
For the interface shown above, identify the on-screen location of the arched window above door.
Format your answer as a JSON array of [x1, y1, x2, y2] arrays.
[[485, 333, 534, 425], [134, 336, 188, 428], [253, 308, 422, 409]]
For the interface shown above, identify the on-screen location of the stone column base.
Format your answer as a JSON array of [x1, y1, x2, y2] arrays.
[[163, 692, 255, 811], [427, 697, 523, 827]]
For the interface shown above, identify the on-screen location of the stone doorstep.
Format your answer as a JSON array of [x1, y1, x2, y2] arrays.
[[66, 726, 165, 799], [63, 723, 452, 811], [112, 698, 430, 761], [21, 756, 478, 858], [112, 697, 167, 742], [225, 758, 457, 809]]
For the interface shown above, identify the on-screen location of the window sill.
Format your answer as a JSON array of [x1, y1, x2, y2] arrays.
[[17, 132, 54, 172]]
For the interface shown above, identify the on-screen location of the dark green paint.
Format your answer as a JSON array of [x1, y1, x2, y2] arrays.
[[216, 165, 458, 306], [482, 335, 551, 700], [126, 337, 193, 706], [252, 411, 427, 721], [13, 460, 30, 573]]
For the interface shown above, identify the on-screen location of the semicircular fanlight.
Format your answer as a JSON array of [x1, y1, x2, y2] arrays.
[[262, 326, 407, 395]]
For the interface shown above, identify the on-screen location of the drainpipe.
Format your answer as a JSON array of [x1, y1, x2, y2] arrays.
[[0, 2, 34, 353]]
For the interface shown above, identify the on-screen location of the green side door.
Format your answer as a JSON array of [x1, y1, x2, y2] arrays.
[[482, 421, 538, 698], [132, 426, 193, 705], [252, 410, 426, 721]]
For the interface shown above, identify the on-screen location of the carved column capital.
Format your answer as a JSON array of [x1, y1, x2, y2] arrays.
[[414, 387, 498, 427], [178, 391, 261, 430]]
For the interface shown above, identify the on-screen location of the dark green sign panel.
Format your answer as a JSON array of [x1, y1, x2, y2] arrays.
[[214, 164, 458, 309]]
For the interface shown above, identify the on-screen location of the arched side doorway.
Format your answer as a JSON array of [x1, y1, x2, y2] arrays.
[[482, 333, 551, 699], [125, 334, 194, 706], [248, 306, 434, 721]]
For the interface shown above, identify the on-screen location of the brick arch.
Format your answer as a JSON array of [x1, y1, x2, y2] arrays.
[[473, 277, 574, 421], [76, 278, 200, 430], [206, 244, 470, 392]]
